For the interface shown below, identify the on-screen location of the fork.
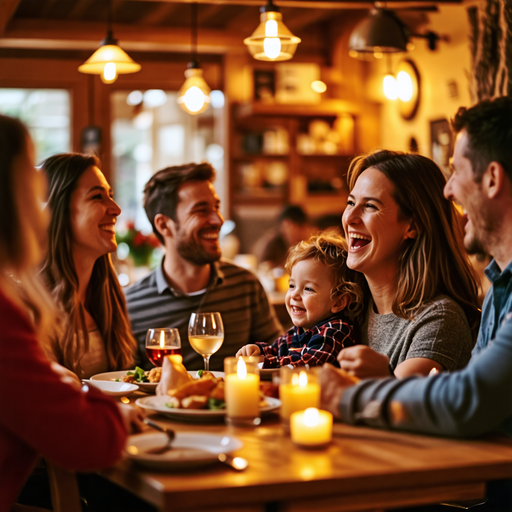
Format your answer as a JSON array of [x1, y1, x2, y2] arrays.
[[144, 419, 175, 454]]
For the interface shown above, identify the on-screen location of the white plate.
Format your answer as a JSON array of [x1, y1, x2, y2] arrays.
[[90, 370, 225, 393], [136, 395, 281, 422], [125, 432, 243, 470], [85, 380, 139, 397]]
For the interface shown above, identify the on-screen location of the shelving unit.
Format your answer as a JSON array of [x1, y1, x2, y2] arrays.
[[228, 102, 357, 219]]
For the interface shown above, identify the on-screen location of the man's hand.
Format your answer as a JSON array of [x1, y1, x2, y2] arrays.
[[320, 364, 359, 419], [117, 403, 145, 434], [338, 346, 392, 379], [236, 344, 261, 358]]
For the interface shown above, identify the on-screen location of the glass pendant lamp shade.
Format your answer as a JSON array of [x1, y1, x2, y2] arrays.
[[349, 8, 408, 54], [244, 3, 301, 62], [78, 39, 141, 84], [177, 64, 211, 115]]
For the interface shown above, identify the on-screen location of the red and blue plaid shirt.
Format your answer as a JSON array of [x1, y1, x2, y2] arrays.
[[255, 313, 356, 368]]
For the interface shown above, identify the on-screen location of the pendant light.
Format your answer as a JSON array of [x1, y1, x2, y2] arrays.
[[349, 7, 408, 55], [78, 0, 140, 83], [244, 0, 301, 62], [177, 2, 211, 116]]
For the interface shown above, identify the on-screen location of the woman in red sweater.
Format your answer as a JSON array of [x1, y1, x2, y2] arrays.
[[0, 114, 143, 512]]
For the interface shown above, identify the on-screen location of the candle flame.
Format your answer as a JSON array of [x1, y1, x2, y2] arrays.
[[304, 407, 319, 427], [159, 330, 165, 348], [299, 371, 308, 387], [429, 367, 439, 376], [237, 357, 247, 379]]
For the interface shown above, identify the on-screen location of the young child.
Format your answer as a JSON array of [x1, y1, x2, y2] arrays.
[[236, 233, 365, 367]]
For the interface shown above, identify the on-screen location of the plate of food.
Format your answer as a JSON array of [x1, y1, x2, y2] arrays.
[[91, 368, 223, 393], [135, 394, 281, 422], [125, 432, 243, 470]]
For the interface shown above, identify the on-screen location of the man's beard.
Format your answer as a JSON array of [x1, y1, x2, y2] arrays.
[[175, 232, 221, 266], [464, 234, 486, 256]]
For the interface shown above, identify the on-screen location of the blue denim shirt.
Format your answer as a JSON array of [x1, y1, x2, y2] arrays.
[[473, 259, 512, 355]]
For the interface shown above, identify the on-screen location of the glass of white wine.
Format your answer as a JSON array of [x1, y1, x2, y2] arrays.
[[188, 312, 224, 371]]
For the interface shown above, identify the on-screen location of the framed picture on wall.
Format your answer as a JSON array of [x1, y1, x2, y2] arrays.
[[430, 118, 453, 180]]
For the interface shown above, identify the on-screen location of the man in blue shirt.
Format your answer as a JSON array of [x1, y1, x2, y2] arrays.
[[321, 96, 512, 510]]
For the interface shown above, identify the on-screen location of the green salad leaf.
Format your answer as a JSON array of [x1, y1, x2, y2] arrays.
[[207, 398, 226, 410], [125, 366, 149, 383]]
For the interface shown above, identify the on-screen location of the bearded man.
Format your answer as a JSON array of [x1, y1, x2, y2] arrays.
[[125, 163, 281, 370]]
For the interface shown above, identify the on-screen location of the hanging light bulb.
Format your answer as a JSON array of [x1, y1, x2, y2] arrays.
[[78, 0, 140, 83], [178, 63, 211, 115], [177, 3, 211, 116], [244, 0, 301, 62]]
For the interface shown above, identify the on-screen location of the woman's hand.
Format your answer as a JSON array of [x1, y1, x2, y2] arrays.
[[117, 404, 145, 434], [236, 344, 261, 358], [50, 362, 82, 390], [320, 364, 359, 419], [338, 346, 393, 379]]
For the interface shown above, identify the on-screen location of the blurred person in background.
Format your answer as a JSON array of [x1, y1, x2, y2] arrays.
[[253, 204, 314, 269]]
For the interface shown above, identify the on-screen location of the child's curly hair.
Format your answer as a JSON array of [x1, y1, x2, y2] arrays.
[[285, 233, 366, 319]]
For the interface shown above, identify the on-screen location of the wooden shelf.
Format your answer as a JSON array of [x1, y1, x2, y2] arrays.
[[235, 100, 361, 118]]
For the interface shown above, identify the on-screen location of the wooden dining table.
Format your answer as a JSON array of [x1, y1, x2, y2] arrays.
[[98, 391, 512, 512]]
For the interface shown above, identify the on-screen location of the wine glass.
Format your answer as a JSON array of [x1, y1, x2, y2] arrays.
[[188, 312, 224, 371], [145, 328, 181, 367]]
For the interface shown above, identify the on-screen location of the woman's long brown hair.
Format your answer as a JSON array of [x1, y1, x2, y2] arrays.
[[41, 153, 136, 376], [346, 149, 481, 342], [0, 115, 55, 340]]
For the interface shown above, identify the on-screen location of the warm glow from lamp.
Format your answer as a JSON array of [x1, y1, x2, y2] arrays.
[[383, 74, 398, 100], [397, 71, 413, 101], [311, 80, 327, 93], [244, 5, 301, 62], [177, 67, 211, 115], [78, 43, 141, 84], [102, 62, 117, 84]]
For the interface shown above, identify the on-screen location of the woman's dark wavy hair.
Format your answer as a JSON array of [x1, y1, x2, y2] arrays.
[[347, 149, 480, 342], [41, 153, 136, 376]]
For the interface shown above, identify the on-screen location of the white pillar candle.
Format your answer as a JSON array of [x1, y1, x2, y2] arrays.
[[290, 408, 333, 448], [280, 370, 320, 421], [225, 357, 260, 424]]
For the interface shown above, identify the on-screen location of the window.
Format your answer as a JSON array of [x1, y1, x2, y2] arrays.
[[111, 89, 226, 234], [0, 88, 71, 163]]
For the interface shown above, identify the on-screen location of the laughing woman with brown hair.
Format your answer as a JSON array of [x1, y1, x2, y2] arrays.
[[41, 153, 137, 378], [338, 149, 480, 379]]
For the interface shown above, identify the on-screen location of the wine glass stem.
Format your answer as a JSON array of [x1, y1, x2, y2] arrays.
[[204, 356, 210, 371]]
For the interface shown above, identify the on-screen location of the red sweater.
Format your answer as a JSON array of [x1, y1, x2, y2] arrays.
[[0, 290, 127, 512]]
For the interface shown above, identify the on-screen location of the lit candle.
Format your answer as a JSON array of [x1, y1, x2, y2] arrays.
[[290, 408, 333, 448], [280, 370, 320, 422], [225, 357, 260, 426]]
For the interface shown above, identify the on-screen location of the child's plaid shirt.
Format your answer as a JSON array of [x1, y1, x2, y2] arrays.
[[255, 313, 356, 368]]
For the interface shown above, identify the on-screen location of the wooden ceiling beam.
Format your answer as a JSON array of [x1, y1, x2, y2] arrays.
[[0, 18, 246, 53], [0, 0, 21, 35], [68, 0, 95, 19], [128, 0, 461, 8], [139, 2, 180, 25]]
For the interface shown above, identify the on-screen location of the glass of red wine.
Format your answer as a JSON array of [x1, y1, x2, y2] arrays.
[[145, 328, 181, 367]]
